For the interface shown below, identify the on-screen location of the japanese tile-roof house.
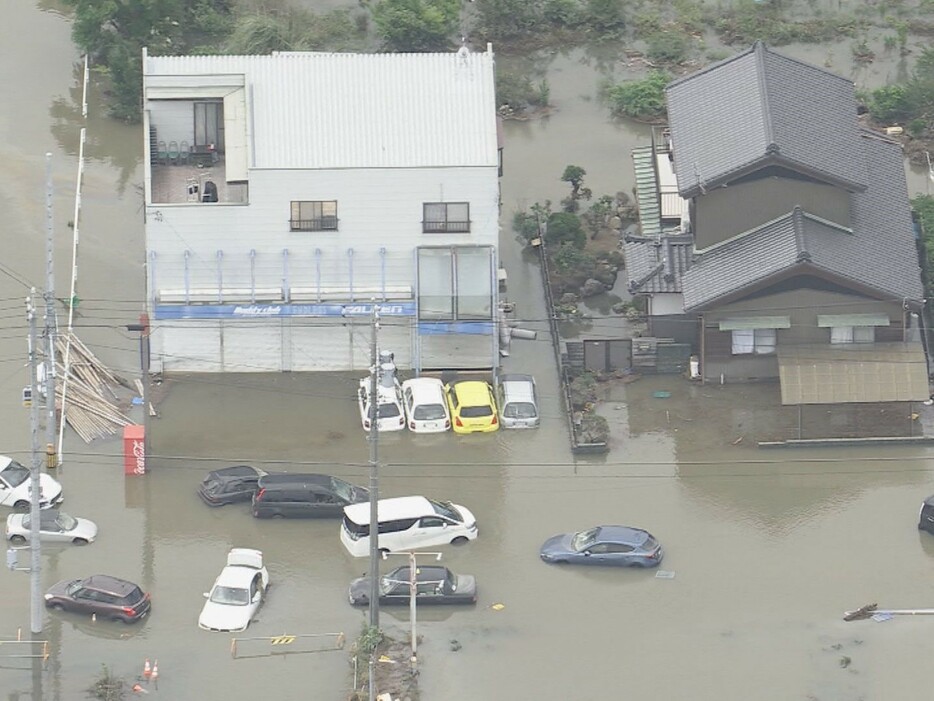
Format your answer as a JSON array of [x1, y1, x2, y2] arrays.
[[625, 41, 928, 409], [141, 46, 501, 373]]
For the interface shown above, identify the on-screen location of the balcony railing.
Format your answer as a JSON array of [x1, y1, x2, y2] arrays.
[[422, 221, 471, 233], [290, 217, 339, 231]]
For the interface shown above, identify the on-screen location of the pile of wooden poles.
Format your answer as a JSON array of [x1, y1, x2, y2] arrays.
[[55, 332, 133, 443]]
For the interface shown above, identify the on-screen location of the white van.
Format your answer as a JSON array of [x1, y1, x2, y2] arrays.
[[340, 496, 478, 557]]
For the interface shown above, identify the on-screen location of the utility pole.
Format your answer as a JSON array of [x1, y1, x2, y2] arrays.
[[367, 303, 381, 701], [43, 153, 58, 470], [26, 292, 43, 634], [382, 551, 443, 672]]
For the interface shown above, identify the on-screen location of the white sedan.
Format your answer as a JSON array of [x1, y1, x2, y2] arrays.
[[6, 509, 97, 545], [0, 455, 63, 509], [198, 548, 269, 632], [401, 378, 451, 433]]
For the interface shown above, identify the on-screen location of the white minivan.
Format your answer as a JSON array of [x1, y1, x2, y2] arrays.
[[340, 496, 478, 557]]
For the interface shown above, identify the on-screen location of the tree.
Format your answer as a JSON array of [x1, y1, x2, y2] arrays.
[[474, 0, 544, 40], [370, 0, 459, 52], [560, 165, 592, 212], [62, 0, 232, 121], [545, 212, 585, 248]]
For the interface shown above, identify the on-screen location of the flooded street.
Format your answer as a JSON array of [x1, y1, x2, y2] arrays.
[[3, 1, 934, 699]]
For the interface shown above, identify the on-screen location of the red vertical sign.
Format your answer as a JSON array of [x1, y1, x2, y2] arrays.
[[123, 424, 146, 476]]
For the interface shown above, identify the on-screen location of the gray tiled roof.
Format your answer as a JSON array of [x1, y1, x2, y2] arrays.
[[666, 42, 868, 199], [681, 130, 923, 310], [625, 234, 694, 294]]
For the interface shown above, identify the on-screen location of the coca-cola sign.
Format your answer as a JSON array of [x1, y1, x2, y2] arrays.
[[132, 440, 145, 475]]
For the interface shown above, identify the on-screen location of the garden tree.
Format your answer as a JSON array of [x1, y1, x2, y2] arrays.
[[605, 70, 670, 121], [370, 0, 460, 52], [581, 194, 615, 239], [62, 0, 232, 121], [544, 211, 585, 248], [224, 8, 362, 54], [560, 165, 592, 213]]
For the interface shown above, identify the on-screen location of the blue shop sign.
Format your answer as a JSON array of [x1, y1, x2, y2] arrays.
[[155, 302, 416, 320]]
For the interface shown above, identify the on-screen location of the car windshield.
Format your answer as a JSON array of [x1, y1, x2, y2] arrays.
[[413, 403, 447, 421], [642, 536, 658, 551], [66, 581, 83, 596], [504, 402, 537, 419], [56, 513, 78, 531], [329, 477, 353, 502], [572, 528, 599, 552], [430, 500, 460, 521], [210, 585, 250, 605], [460, 405, 492, 418], [1, 461, 29, 488]]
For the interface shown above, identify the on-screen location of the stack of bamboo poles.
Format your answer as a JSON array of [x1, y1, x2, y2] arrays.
[[55, 332, 133, 443]]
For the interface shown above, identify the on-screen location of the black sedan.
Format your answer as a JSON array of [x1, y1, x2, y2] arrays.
[[348, 566, 477, 606], [198, 465, 268, 506], [539, 525, 664, 567]]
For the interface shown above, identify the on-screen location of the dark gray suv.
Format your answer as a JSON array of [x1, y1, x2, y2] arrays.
[[44, 575, 151, 623], [251, 473, 368, 519]]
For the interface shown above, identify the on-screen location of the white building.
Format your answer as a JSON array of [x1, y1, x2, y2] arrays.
[[142, 47, 501, 373]]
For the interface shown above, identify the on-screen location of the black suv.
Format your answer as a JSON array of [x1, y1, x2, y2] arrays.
[[44, 575, 151, 623], [251, 473, 368, 519]]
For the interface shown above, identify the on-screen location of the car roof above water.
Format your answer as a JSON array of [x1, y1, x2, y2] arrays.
[[343, 495, 437, 524], [257, 473, 334, 488], [83, 575, 139, 597]]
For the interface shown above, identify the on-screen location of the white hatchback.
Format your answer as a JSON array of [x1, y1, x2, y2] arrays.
[[401, 378, 451, 433]]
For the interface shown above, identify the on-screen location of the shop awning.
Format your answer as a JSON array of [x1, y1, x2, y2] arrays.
[[817, 313, 890, 327], [777, 343, 928, 405], [718, 316, 791, 331]]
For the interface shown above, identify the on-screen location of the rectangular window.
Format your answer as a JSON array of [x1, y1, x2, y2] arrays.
[[423, 202, 470, 233], [831, 326, 875, 344], [731, 328, 776, 355], [290, 201, 338, 231], [417, 248, 454, 319]]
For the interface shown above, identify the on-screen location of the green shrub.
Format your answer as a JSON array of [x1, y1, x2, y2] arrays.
[[865, 83, 913, 123], [543, 0, 584, 27], [371, 0, 459, 52], [605, 71, 670, 120], [553, 242, 596, 272], [496, 69, 536, 110], [584, 0, 625, 33], [646, 31, 689, 64]]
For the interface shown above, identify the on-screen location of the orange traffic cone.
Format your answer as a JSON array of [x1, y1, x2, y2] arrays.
[[150, 660, 159, 681], [131, 683, 149, 694], [142, 659, 151, 680]]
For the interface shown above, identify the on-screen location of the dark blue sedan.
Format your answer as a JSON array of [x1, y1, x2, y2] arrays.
[[539, 525, 663, 567]]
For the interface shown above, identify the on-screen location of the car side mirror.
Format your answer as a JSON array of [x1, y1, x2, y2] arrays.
[[583, 551, 591, 556]]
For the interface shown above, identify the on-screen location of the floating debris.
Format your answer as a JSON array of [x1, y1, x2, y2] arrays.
[[655, 570, 676, 579], [652, 391, 671, 399]]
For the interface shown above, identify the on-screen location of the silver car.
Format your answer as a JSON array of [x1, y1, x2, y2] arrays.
[[496, 374, 540, 429], [6, 509, 98, 545]]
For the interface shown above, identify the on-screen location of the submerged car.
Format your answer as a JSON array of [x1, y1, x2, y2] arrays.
[[199, 548, 269, 632], [444, 380, 499, 434], [539, 526, 663, 567], [45, 575, 151, 623], [401, 378, 451, 433], [919, 495, 934, 533], [348, 565, 477, 606], [6, 509, 97, 544], [496, 374, 540, 429], [251, 473, 368, 519], [0, 455, 63, 509], [357, 379, 406, 432], [198, 465, 268, 506]]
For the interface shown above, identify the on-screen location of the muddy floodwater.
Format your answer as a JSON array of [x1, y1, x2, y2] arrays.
[[2, 1, 934, 699]]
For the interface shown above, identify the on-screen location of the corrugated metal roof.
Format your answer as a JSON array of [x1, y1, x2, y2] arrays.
[[666, 42, 867, 199], [778, 343, 928, 404], [632, 146, 661, 238], [143, 49, 498, 170]]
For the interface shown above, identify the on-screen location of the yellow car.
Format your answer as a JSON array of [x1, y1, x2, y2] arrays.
[[444, 381, 499, 434]]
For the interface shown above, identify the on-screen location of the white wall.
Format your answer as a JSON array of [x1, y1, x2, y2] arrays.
[[150, 101, 195, 148], [649, 293, 685, 316], [145, 166, 500, 294]]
